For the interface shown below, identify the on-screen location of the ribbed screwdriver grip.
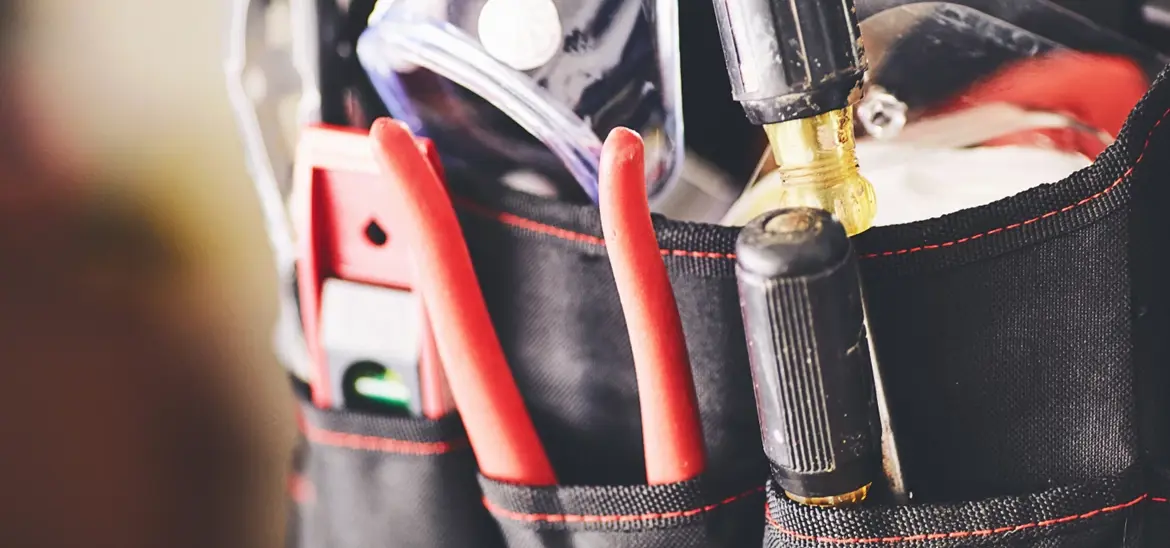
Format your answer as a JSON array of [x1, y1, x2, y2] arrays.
[[766, 278, 833, 473], [712, 0, 867, 124], [735, 208, 880, 499]]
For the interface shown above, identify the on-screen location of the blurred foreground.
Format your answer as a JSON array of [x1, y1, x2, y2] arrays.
[[1, 2, 294, 547]]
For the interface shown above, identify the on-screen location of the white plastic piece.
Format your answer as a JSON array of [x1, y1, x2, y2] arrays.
[[500, 170, 561, 198], [321, 280, 423, 362], [651, 152, 741, 224], [477, 0, 563, 72], [725, 102, 1108, 228], [731, 143, 1090, 228], [867, 102, 1112, 150], [855, 142, 1092, 226], [320, 279, 424, 410]]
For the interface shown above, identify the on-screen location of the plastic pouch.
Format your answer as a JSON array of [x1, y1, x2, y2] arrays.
[[854, 0, 1166, 144], [355, 0, 684, 203]]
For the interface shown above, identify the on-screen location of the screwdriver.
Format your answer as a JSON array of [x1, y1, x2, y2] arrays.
[[712, 0, 876, 236], [735, 208, 882, 506]]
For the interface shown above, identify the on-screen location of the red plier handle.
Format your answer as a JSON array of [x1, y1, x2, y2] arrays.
[[369, 119, 557, 487], [600, 128, 707, 485]]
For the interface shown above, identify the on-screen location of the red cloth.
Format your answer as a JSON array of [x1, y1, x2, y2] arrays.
[[935, 52, 1149, 159]]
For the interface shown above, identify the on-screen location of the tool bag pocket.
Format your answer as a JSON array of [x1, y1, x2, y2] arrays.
[[277, 60, 1170, 547], [479, 476, 765, 548], [765, 470, 1155, 547], [1142, 470, 1170, 544], [292, 387, 505, 548]]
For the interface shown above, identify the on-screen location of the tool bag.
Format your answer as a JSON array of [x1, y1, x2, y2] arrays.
[[285, 63, 1170, 547]]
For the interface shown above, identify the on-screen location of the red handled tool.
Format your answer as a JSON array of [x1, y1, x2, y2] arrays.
[[599, 128, 707, 485], [369, 119, 557, 487], [294, 125, 453, 418]]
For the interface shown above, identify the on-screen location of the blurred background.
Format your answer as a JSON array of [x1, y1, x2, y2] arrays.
[[2, 2, 293, 547]]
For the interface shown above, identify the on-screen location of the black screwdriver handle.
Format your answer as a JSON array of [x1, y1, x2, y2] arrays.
[[711, 0, 867, 125], [735, 208, 880, 500]]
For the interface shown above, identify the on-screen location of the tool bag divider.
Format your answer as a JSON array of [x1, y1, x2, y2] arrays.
[[286, 65, 1170, 548]]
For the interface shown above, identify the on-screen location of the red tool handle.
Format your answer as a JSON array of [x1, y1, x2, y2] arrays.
[[294, 125, 452, 417], [369, 119, 557, 487], [599, 128, 707, 485]]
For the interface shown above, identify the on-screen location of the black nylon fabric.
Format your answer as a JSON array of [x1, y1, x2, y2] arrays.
[[479, 476, 765, 548], [287, 66, 1170, 547], [1142, 494, 1170, 546], [293, 389, 505, 548], [435, 65, 1170, 547], [859, 199, 1138, 500], [457, 200, 762, 489], [764, 472, 1144, 548], [850, 64, 1170, 503], [1130, 69, 1170, 508]]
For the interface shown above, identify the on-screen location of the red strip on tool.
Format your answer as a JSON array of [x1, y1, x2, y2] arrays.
[[293, 125, 451, 416], [599, 128, 707, 485], [369, 119, 557, 487]]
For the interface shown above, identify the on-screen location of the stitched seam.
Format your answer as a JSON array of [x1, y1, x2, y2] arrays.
[[302, 422, 462, 455], [455, 198, 738, 261], [862, 106, 1168, 259], [483, 485, 764, 524], [1154, 497, 1168, 503], [765, 494, 1148, 544], [454, 107, 1170, 261]]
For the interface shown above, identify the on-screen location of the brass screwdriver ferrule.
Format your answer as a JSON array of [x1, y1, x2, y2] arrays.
[[785, 483, 872, 507], [760, 108, 877, 237]]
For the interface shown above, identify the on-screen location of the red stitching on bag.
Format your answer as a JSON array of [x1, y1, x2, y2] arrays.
[[302, 422, 464, 455], [765, 494, 1148, 544], [861, 107, 1170, 259], [457, 199, 607, 247], [455, 198, 738, 261], [483, 485, 764, 524], [453, 107, 1170, 262], [1154, 497, 1168, 503]]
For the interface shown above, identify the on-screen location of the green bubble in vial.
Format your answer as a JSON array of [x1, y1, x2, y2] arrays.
[[353, 369, 412, 410]]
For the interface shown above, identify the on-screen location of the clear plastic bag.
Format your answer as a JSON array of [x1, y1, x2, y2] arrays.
[[855, 0, 1165, 141], [356, 0, 684, 203]]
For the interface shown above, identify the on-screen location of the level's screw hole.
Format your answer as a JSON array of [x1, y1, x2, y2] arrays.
[[365, 219, 388, 247]]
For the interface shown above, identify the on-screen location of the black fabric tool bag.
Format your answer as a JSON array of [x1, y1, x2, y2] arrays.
[[289, 382, 506, 548], [288, 66, 1170, 547]]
